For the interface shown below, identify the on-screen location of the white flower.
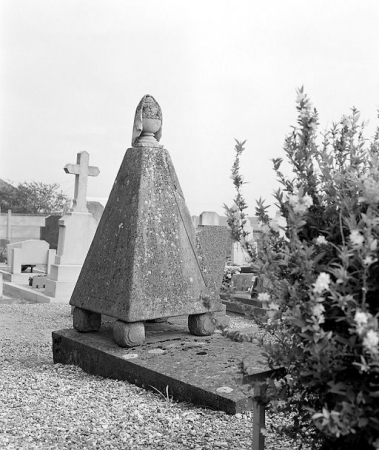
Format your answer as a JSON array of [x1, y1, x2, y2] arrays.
[[258, 292, 270, 302], [302, 194, 313, 208], [312, 304, 325, 323], [363, 329, 379, 355], [362, 256, 377, 266], [315, 235, 328, 246], [268, 302, 280, 311], [274, 379, 283, 389], [312, 304, 325, 317], [318, 315, 325, 324], [288, 194, 298, 207], [288, 192, 313, 214], [313, 273, 331, 294], [294, 203, 308, 214], [354, 310, 370, 325], [349, 230, 364, 248], [354, 310, 372, 335]]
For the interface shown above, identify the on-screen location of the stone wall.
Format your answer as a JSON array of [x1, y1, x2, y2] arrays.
[[0, 212, 48, 243]]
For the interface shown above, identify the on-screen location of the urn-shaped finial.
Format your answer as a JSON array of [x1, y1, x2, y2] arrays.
[[132, 95, 162, 147]]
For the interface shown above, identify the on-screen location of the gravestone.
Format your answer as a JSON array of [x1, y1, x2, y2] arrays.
[[40, 215, 61, 250], [86, 201, 104, 222], [40, 203, 104, 253], [70, 95, 228, 347], [5, 239, 56, 283], [231, 241, 251, 266], [199, 211, 220, 226], [232, 273, 256, 292], [44, 152, 100, 300]]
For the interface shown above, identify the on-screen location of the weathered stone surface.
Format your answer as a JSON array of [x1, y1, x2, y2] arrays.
[[213, 313, 231, 329], [188, 313, 216, 336], [70, 147, 227, 322], [113, 320, 145, 347], [232, 273, 256, 292], [73, 307, 101, 332], [52, 316, 270, 414], [132, 95, 163, 147], [196, 225, 229, 298]]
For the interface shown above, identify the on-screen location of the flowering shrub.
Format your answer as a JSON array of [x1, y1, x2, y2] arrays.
[[251, 88, 379, 449], [224, 140, 257, 259]]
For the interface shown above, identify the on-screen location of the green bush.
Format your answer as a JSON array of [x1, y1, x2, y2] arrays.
[[249, 88, 379, 449]]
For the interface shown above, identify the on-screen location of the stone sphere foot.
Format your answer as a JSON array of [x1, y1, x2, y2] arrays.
[[73, 307, 101, 332], [188, 313, 216, 336], [113, 321, 145, 347]]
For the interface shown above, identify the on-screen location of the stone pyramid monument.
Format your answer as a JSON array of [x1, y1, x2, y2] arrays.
[[70, 95, 228, 347]]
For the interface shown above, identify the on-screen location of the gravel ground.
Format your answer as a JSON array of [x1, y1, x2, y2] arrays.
[[0, 300, 304, 450]]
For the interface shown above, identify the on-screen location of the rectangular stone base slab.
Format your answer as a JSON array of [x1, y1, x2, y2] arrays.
[[52, 316, 270, 414], [3, 281, 70, 303], [221, 293, 275, 318]]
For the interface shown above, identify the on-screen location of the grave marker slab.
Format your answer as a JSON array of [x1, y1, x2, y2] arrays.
[[40, 215, 61, 250], [53, 315, 269, 414], [53, 95, 238, 414], [7, 240, 55, 275]]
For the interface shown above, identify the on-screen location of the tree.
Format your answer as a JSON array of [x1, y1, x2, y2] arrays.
[[0, 181, 68, 214]]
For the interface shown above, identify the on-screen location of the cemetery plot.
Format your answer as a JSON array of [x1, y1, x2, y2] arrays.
[[53, 315, 270, 414]]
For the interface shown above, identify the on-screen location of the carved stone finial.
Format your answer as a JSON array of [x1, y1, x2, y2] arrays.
[[132, 95, 163, 147]]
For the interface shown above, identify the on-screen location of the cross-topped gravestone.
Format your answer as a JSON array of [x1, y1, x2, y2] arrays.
[[44, 151, 100, 301], [64, 151, 100, 213]]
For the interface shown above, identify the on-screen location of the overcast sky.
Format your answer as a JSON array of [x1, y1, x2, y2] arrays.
[[1, 0, 378, 217]]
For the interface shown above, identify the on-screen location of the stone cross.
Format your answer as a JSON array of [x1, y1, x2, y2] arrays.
[[64, 151, 100, 213]]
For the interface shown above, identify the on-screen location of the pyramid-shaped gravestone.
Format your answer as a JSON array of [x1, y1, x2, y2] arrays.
[[70, 95, 228, 346]]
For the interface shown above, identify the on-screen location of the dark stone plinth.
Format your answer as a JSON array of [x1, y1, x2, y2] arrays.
[[220, 293, 270, 317], [40, 215, 61, 250], [52, 316, 269, 414], [232, 273, 256, 292], [239, 266, 254, 273]]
